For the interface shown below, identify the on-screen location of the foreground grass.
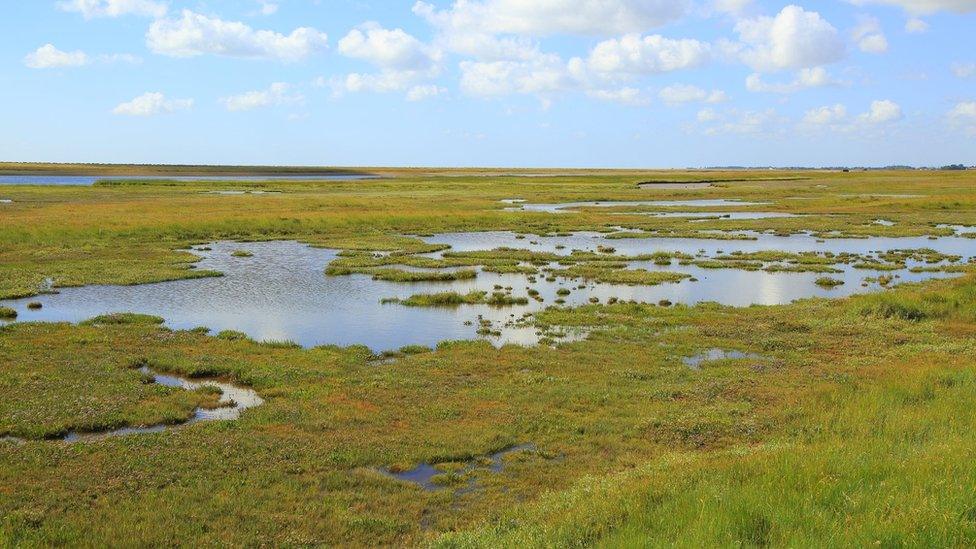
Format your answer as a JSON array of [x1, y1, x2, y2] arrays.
[[0, 272, 974, 545]]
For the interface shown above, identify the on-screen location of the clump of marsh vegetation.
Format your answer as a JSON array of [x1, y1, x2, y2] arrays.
[[231, 250, 254, 258], [815, 277, 845, 288], [0, 307, 17, 319], [26, 302, 42, 310], [216, 330, 251, 341], [81, 313, 164, 326], [383, 290, 529, 307], [368, 269, 477, 282]]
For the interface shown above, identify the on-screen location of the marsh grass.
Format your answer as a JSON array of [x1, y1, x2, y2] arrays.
[[2, 168, 976, 546]]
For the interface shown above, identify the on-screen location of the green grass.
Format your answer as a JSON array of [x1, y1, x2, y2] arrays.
[[368, 268, 478, 282], [0, 307, 16, 320]]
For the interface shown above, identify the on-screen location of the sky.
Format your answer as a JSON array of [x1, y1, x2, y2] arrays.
[[2, 0, 975, 168]]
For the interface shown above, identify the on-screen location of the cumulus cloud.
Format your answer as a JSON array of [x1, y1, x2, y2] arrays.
[[339, 23, 441, 72], [220, 82, 302, 111], [699, 108, 786, 136], [858, 99, 903, 123], [406, 84, 447, 101], [333, 23, 443, 98], [586, 87, 650, 106], [802, 104, 848, 125], [853, 16, 889, 53], [459, 54, 577, 98], [147, 10, 328, 61], [658, 84, 727, 105], [732, 5, 845, 72], [112, 92, 193, 116], [23, 44, 89, 69], [745, 66, 842, 93], [905, 17, 930, 32], [948, 101, 976, 134], [697, 108, 720, 122], [711, 0, 755, 16], [57, 0, 167, 19], [847, 0, 976, 15], [412, 0, 689, 38], [256, 2, 279, 16], [585, 34, 711, 76]]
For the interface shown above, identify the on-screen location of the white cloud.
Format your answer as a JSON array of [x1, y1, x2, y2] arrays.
[[948, 101, 976, 135], [697, 108, 720, 122], [23, 44, 89, 69], [99, 53, 143, 64], [658, 84, 727, 105], [952, 62, 976, 78], [712, 0, 755, 15], [585, 34, 711, 76], [905, 17, 930, 32], [220, 82, 302, 111], [257, 2, 278, 16], [24, 45, 143, 69], [406, 85, 447, 101], [858, 99, 903, 123], [853, 16, 889, 53], [57, 0, 167, 19], [338, 23, 441, 72], [459, 54, 577, 98], [733, 5, 845, 72], [586, 87, 649, 106], [745, 66, 841, 93], [333, 23, 443, 99], [802, 103, 848, 125], [147, 10, 328, 61], [412, 0, 689, 38], [112, 92, 193, 116], [847, 0, 976, 15], [699, 108, 786, 136]]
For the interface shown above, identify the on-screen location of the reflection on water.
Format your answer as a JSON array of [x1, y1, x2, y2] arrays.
[[1, 231, 972, 351]]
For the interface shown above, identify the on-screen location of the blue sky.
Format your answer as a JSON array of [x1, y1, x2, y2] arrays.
[[3, 0, 975, 167]]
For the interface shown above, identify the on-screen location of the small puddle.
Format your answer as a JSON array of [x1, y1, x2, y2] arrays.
[[682, 349, 763, 370], [383, 444, 536, 491], [0, 199, 11, 204], [873, 219, 896, 227]]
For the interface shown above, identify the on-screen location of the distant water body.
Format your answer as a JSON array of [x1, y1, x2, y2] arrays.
[[0, 174, 379, 186]]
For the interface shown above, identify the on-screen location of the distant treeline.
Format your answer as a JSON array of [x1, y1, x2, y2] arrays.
[[702, 165, 974, 171]]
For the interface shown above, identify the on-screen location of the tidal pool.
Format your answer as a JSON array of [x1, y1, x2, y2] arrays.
[[504, 199, 769, 213], [1, 232, 972, 351]]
